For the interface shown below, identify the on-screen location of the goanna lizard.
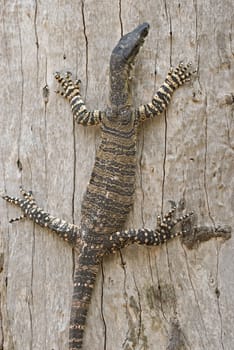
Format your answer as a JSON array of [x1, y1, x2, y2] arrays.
[[2, 23, 194, 349]]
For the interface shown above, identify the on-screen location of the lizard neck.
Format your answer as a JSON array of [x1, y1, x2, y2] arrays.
[[108, 56, 132, 112]]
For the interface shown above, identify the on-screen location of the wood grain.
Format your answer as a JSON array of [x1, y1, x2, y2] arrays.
[[0, 0, 233, 349]]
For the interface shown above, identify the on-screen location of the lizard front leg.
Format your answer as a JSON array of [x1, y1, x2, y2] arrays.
[[2, 187, 80, 246], [136, 63, 193, 122], [55, 72, 105, 126]]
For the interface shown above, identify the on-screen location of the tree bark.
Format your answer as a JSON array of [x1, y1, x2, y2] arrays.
[[0, 1, 233, 349]]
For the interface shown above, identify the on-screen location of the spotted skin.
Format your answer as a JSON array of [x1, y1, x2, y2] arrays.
[[2, 23, 194, 349], [3, 187, 80, 245]]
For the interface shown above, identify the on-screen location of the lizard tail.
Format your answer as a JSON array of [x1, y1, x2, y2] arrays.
[[69, 251, 100, 349]]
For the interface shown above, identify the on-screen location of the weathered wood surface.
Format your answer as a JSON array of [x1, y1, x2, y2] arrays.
[[0, 1, 233, 349]]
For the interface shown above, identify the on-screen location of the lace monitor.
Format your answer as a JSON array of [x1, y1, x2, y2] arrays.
[[2, 23, 194, 349]]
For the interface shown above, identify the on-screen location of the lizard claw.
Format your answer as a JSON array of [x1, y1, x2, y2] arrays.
[[2, 187, 36, 223]]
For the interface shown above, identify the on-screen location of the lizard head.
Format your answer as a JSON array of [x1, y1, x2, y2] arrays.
[[111, 22, 150, 66], [108, 23, 150, 119]]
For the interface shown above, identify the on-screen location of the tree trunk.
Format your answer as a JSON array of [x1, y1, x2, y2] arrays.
[[0, 1, 233, 349]]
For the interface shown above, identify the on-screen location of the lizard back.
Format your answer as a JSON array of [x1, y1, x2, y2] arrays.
[[80, 113, 137, 235]]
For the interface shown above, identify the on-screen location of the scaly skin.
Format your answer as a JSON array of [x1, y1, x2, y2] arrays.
[[2, 23, 194, 349]]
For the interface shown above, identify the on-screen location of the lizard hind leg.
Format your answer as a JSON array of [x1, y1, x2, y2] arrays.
[[104, 208, 194, 253], [2, 187, 81, 246]]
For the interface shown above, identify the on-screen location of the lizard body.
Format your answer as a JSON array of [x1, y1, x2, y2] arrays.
[[2, 23, 193, 349]]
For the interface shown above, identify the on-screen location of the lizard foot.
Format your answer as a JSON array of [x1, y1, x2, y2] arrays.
[[156, 206, 194, 240], [167, 62, 196, 86], [54, 71, 81, 100], [2, 186, 36, 223]]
